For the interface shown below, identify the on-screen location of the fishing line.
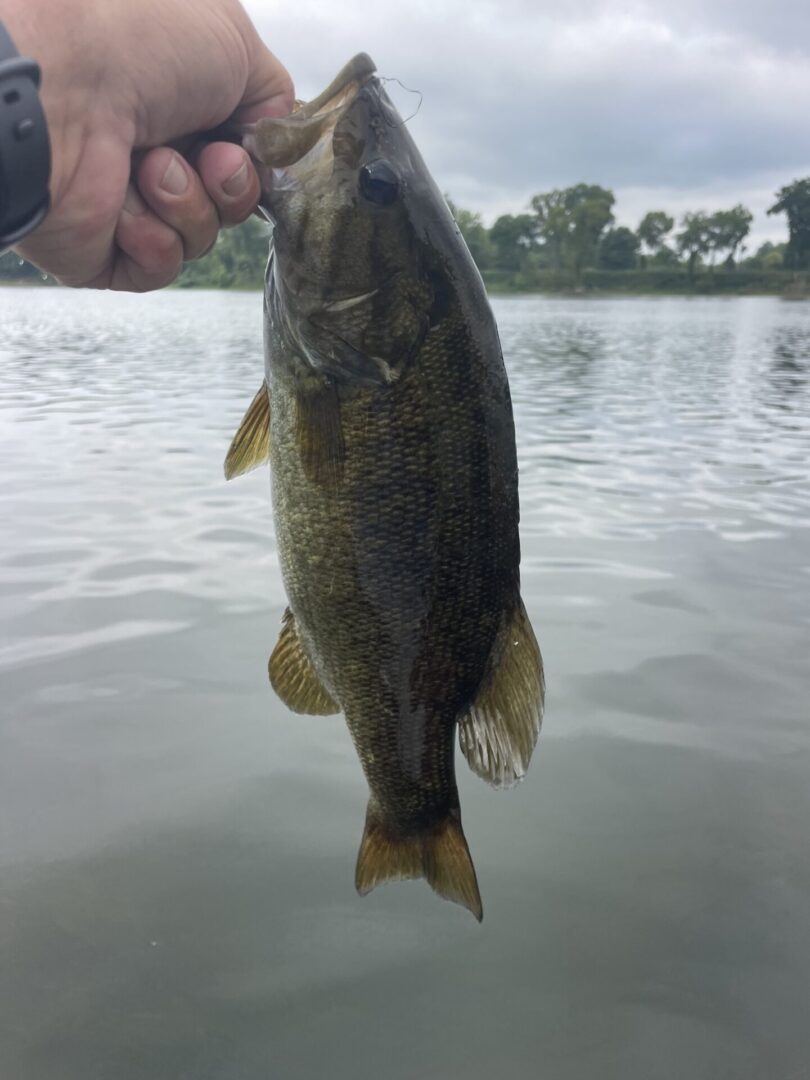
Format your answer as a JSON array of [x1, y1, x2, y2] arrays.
[[379, 76, 423, 126]]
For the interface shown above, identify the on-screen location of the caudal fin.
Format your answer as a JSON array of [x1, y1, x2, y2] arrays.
[[355, 807, 483, 921]]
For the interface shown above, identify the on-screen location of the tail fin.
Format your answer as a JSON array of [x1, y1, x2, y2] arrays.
[[355, 806, 483, 921]]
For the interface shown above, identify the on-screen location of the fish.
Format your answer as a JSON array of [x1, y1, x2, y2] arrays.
[[225, 54, 544, 921]]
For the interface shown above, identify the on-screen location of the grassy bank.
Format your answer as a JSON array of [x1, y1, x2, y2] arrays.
[[481, 267, 810, 297], [5, 268, 809, 299], [4, 248, 810, 299]]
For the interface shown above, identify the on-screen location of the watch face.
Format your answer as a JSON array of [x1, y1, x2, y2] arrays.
[[0, 26, 50, 249]]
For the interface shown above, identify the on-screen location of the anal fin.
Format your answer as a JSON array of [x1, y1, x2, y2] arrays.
[[355, 805, 483, 922], [224, 381, 271, 480], [269, 607, 339, 715], [459, 597, 544, 788]]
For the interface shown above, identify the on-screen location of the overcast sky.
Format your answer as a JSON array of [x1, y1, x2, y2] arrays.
[[245, 0, 810, 249]]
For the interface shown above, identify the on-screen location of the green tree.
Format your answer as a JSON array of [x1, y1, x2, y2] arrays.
[[768, 178, 810, 270], [745, 241, 786, 270], [529, 189, 571, 270], [598, 226, 640, 270], [706, 205, 753, 268], [445, 198, 493, 270], [565, 184, 615, 279], [638, 211, 674, 260], [178, 216, 271, 288], [530, 184, 615, 278], [649, 246, 680, 267], [676, 212, 713, 281], [489, 213, 536, 271]]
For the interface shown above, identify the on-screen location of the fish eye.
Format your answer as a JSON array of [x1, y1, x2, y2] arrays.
[[359, 160, 400, 206]]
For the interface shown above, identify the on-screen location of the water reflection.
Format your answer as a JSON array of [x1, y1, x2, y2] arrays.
[[765, 326, 809, 411], [1, 289, 809, 1080]]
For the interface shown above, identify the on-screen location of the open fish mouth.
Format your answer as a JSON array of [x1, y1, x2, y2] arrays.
[[290, 53, 377, 121], [241, 53, 378, 171]]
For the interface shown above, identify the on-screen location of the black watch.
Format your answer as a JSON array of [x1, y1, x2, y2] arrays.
[[0, 20, 51, 253]]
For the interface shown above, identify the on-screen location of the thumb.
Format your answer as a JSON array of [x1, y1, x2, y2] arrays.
[[236, 34, 295, 124]]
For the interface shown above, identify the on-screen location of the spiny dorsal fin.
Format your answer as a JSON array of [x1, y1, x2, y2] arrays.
[[224, 381, 271, 480], [458, 598, 544, 788], [355, 805, 483, 922], [268, 607, 339, 715]]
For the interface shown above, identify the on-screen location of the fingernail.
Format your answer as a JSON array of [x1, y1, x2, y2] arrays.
[[160, 154, 188, 196], [122, 186, 146, 217], [223, 161, 249, 198]]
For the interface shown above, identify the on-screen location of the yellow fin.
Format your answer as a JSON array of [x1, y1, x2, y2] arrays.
[[355, 816, 424, 895], [355, 807, 483, 922], [422, 814, 483, 921], [268, 607, 339, 715], [458, 598, 544, 788], [224, 382, 270, 480]]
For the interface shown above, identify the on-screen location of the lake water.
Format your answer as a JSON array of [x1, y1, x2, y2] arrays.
[[1, 288, 809, 1080]]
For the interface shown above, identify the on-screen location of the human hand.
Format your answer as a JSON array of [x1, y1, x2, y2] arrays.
[[7, 0, 293, 290]]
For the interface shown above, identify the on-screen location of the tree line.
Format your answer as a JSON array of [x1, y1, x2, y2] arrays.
[[2, 178, 809, 289], [449, 177, 810, 283], [0, 215, 273, 289]]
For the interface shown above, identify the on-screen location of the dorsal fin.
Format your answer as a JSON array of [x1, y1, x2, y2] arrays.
[[224, 381, 270, 480], [269, 608, 339, 715], [458, 598, 544, 788]]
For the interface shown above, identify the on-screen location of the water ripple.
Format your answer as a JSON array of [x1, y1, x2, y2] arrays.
[[1, 288, 809, 673], [497, 295, 810, 543]]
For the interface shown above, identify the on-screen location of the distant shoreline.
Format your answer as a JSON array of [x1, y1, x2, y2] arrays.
[[480, 268, 810, 299], [3, 283, 808, 299], [485, 286, 810, 299], [2, 270, 809, 300]]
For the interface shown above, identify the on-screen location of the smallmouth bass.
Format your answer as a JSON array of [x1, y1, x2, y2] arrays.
[[226, 54, 544, 920]]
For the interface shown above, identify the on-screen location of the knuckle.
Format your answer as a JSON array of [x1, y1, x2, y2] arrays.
[[220, 202, 251, 227], [192, 202, 220, 236], [151, 226, 182, 263], [73, 185, 126, 247], [183, 213, 219, 260], [217, 183, 257, 224], [132, 228, 182, 279], [191, 228, 220, 261], [139, 257, 181, 291]]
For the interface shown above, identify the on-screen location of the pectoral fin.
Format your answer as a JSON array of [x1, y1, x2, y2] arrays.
[[224, 382, 270, 480], [458, 598, 544, 788], [295, 382, 345, 488], [269, 607, 339, 715]]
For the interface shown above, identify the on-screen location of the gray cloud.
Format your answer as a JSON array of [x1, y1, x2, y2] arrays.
[[641, 0, 810, 56], [246, 0, 810, 245]]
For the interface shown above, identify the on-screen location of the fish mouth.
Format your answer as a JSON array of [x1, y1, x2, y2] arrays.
[[293, 53, 377, 121], [243, 53, 377, 170]]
